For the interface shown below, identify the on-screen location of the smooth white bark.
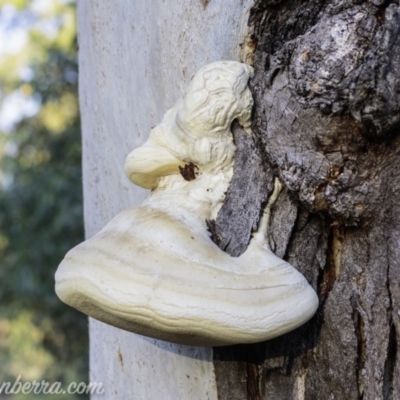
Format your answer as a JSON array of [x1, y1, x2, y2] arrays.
[[78, 0, 252, 398]]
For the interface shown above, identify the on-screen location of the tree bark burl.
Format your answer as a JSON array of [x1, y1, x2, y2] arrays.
[[213, 1, 400, 399]]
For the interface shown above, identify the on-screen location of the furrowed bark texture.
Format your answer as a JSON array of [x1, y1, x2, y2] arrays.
[[213, 1, 400, 399], [212, 120, 274, 256]]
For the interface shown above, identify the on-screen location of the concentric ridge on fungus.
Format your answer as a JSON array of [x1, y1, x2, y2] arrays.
[[55, 61, 318, 346]]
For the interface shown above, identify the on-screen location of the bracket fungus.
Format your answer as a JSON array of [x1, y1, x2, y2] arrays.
[[55, 61, 318, 346]]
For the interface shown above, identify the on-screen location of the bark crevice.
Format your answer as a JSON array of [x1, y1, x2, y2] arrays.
[[352, 294, 367, 398], [246, 363, 261, 400], [383, 323, 397, 400]]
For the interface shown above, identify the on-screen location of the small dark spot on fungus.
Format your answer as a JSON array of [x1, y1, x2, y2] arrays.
[[179, 162, 198, 181], [201, 0, 210, 8]]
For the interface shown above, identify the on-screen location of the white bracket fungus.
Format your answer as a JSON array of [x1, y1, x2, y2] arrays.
[[55, 61, 318, 346]]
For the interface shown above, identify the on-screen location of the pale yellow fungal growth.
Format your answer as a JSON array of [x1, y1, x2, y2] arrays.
[[55, 61, 318, 346]]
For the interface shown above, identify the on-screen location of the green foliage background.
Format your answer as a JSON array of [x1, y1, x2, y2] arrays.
[[0, 1, 88, 398]]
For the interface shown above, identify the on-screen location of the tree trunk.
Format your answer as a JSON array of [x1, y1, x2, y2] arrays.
[[79, 0, 400, 399], [213, 1, 400, 399], [77, 1, 251, 399]]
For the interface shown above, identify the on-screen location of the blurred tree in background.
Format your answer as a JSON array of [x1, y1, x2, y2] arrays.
[[0, 0, 87, 398]]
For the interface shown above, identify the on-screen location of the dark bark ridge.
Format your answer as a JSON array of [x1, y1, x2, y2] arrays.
[[212, 1, 400, 399], [211, 120, 273, 257]]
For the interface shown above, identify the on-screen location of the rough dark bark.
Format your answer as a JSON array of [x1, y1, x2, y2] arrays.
[[212, 120, 273, 256], [212, 1, 400, 399]]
